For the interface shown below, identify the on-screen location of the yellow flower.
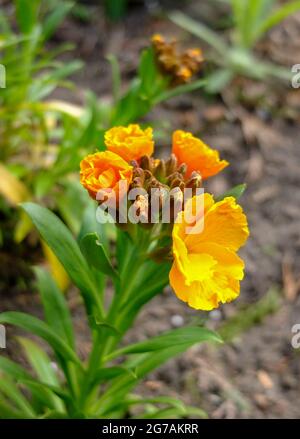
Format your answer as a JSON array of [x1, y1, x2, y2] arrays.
[[169, 193, 249, 310], [172, 130, 229, 179], [105, 124, 154, 162], [80, 151, 133, 200]]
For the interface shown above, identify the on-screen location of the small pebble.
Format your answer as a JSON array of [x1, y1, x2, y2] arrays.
[[171, 314, 184, 327], [209, 310, 222, 321]]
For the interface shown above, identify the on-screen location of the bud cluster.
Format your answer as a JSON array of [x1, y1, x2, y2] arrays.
[[125, 154, 202, 225], [152, 34, 204, 85]]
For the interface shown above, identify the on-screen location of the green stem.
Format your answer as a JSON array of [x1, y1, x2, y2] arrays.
[[78, 227, 160, 412]]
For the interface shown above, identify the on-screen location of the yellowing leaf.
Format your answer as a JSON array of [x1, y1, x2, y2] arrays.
[[42, 241, 69, 292], [0, 163, 31, 206], [14, 210, 34, 243], [43, 100, 84, 118]]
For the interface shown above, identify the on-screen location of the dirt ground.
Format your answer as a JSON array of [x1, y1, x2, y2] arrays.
[[2, 1, 300, 418]]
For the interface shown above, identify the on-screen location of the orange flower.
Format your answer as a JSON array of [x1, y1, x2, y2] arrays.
[[169, 193, 249, 311], [105, 124, 154, 162], [80, 151, 133, 201], [172, 130, 228, 179]]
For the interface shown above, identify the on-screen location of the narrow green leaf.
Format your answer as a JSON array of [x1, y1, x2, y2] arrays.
[[80, 233, 119, 281], [0, 375, 35, 417], [216, 183, 247, 201], [105, 327, 222, 361], [107, 54, 121, 104], [205, 69, 234, 93], [21, 203, 104, 320], [0, 312, 81, 367], [17, 337, 59, 386], [0, 395, 25, 419], [15, 0, 40, 34], [95, 336, 220, 416], [42, 2, 74, 41], [20, 379, 71, 407], [255, 1, 300, 41], [34, 266, 75, 348], [0, 357, 60, 410], [0, 356, 33, 382], [91, 366, 137, 387], [153, 78, 206, 104], [17, 337, 64, 411], [170, 11, 227, 53]]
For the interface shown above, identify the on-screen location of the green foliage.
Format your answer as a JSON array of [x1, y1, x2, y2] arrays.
[[0, 1, 205, 243], [0, 204, 220, 418], [0, 1, 218, 419], [216, 183, 247, 201], [170, 0, 299, 92], [219, 287, 281, 342], [104, 0, 128, 22]]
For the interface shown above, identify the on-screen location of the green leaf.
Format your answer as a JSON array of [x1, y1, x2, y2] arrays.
[[170, 11, 227, 54], [0, 357, 56, 410], [105, 326, 222, 361], [153, 78, 206, 104], [80, 233, 119, 281], [17, 337, 64, 411], [0, 395, 25, 419], [95, 332, 220, 416], [19, 379, 71, 408], [91, 366, 137, 387], [40, 410, 69, 419], [21, 202, 104, 320], [42, 2, 74, 41], [216, 183, 247, 201], [17, 337, 59, 386], [107, 54, 121, 104], [0, 356, 33, 382], [104, 0, 128, 21], [255, 1, 300, 42], [34, 266, 75, 348], [15, 0, 40, 34], [0, 312, 81, 367], [205, 69, 234, 93], [111, 79, 151, 125], [0, 374, 35, 417], [138, 47, 168, 100]]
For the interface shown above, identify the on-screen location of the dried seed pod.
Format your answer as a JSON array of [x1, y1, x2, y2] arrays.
[[167, 171, 183, 185], [177, 163, 187, 175], [154, 159, 166, 180], [132, 167, 145, 182], [129, 159, 139, 168], [170, 178, 185, 191], [169, 188, 184, 222], [185, 171, 202, 189], [165, 154, 178, 175]]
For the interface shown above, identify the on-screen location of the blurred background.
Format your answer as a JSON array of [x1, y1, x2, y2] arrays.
[[1, 0, 300, 418]]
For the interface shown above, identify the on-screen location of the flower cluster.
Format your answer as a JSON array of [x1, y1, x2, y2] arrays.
[[152, 34, 203, 85], [80, 124, 249, 311]]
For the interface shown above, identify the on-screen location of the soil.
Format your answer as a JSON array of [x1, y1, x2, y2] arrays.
[[1, 1, 300, 419]]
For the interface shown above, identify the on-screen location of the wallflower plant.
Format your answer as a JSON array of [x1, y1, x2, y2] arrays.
[[0, 125, 249, 419], [0, 0, 206, 291]]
